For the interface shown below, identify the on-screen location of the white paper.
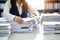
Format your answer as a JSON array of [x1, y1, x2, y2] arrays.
[[22, 16, 40, 22], [0, 19, 11, 40], [11, 22, 33, 33]]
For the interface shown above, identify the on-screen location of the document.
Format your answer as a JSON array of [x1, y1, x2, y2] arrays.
[[41, 14, 60, 35], [22, 16, 40, 22], [0, 20, 11, 40], [11, 16, 40, 33], [11, 21, 34, 33], [42, 22, 60, 34]]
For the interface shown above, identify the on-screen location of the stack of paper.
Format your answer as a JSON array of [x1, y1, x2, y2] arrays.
[[42, 22, 60, 34], [41, 14, 60, 23], [41, 13, 60, 34], [0, 23, 11, 36], [11, 21, 33, 33], [0, 18, 11, 40], [11, 16, 40, 33], [0, 18, 7, 22], [22, 16, 40, 28], [0, 16, 40, 34]]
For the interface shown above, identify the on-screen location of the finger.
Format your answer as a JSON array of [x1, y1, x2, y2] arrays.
[[16, 19, 22, 24], [19, 17, 24, 22], [21, 19, 24, 23], [18, 18, 24, 24], [17, 19, 23, 24], [18, 18, 24, 23], [14, 17, 24, 24]]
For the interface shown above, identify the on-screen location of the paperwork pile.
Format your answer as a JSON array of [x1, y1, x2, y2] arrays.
[[42, 22, 60, 34], [0, 16, 40, 40], [0, 16, 40, 33], [22, 16, 40, 28], [11, 16, 40, 33], [41, 13, 60, 34], [11, 22, 33, 33], [0, 18, 11, 40], [41, 13, 60, 23]]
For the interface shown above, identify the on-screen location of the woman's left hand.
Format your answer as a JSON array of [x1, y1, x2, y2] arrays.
[[29, 13, 36, 18]]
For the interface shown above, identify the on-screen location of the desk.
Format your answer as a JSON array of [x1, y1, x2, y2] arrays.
[[8, 31, 60, 40], [8, 28, 39, 40], [44, 34, 60, 40], [8, 24, 60, 40], [8, 24, 44, 40]]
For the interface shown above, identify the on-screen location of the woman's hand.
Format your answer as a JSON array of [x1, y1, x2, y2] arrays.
[[29, 13, 36, 18], [14, 16, 24, 24]]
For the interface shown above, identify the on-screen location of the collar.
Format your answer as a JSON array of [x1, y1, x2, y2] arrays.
[[16, 2, 23, 9]]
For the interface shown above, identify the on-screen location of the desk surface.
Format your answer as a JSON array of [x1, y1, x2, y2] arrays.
[[44, 34, 60, 40], [8, 24, 60, 40], [8, 34, 60, 40], [8, 28, 39, 40]]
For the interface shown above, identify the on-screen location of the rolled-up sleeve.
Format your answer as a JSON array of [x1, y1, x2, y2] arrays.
[[28, 4, 39, 16], [3, 0, 15, 21]]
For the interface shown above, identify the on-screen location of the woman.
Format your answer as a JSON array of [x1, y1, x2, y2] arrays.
[[3, 0, 39, 24]]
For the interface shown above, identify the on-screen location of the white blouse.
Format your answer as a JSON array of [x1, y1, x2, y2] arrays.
[[3, 0, 39, 21]]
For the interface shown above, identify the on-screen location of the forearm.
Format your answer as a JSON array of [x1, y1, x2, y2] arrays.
[[3, 0, 15, 21], [28, 4, 39, 18]]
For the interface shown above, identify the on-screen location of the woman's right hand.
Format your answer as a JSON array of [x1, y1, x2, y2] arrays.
[[13, 16, 24, 24]]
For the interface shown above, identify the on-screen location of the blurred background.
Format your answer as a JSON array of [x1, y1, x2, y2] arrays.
[[0, 0, 60, 16]]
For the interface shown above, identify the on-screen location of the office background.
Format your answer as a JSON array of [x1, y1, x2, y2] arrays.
[[0, 0, 60, 17]]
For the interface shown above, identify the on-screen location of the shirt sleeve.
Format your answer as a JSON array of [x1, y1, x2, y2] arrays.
[[3, 0, 15, 21], [28, 4, 40, 16]]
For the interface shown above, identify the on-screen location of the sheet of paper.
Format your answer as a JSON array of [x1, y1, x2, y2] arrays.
[[22, 16, 40, 22]]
